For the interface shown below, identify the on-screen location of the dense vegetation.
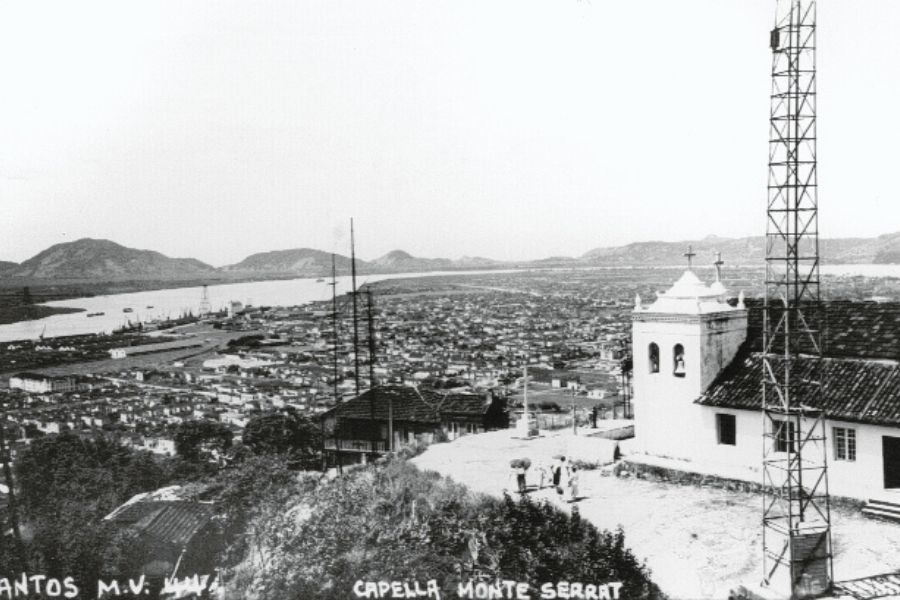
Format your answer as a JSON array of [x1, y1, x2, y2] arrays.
[[9, 433, 177, 587], [225, 459, 663, 600], [3, 419, 662, 600]]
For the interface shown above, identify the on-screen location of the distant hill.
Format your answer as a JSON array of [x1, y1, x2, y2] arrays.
[[7, 238, 216, 279], [4, 230, 900, 285], [0, 261, 17, 276], [371, 250, 455, 271], [581, 233, 900, 266], [455, 255, 503, 268], [222, 248, 368, 275], [872, 232, 900, 264]]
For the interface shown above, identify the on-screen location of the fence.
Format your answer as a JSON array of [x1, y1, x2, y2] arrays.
[[527, 403, 633, 431]]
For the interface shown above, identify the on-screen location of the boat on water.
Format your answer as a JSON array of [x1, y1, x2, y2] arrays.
[[316, 278, 325, 282], [86, 312, 105, 318], [146, 305, 154, 309], [123, 307, 134, 313]]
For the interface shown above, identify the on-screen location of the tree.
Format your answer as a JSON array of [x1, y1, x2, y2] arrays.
[[12, 434, 180, 586], [242, 412, 322, 467], [483, 393, 510, 430], [174, 420, 234, 462]]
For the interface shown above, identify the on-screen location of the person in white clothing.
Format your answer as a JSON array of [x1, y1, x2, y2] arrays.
[[567, 466, 580, 502]]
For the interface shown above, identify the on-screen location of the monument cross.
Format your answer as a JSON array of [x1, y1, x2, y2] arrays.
[[683, 245, 696, 270]]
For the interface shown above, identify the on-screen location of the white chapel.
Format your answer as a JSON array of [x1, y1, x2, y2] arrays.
[[630, 256, 900, 504], [631, 260, 747, 461]]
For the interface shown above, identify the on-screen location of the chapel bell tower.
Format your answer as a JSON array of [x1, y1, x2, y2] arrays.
[[631, 249, 747, 459]]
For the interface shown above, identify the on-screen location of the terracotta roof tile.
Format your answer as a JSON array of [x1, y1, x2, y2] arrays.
[[325, 386, 486, 423], [744, 299, 900, 361], [698, 301, 900, 425], [107, 501, 216, 548]]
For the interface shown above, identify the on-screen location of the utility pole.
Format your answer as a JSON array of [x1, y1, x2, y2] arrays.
[[365, 287, 379, 451], [572, 387, 577, 435], [522, 365, 528, 426], [330, 254, 342, 475], [761, 1, 832, 598], [350, 219, 361, 399]]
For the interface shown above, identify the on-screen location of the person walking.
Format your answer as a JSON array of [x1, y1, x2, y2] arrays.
[[516, 464, 527, 494], [506, 463, 518, 493], [567, 466, 580, 503], [553, 456, 566, 495], [537, 461, 549, 489]]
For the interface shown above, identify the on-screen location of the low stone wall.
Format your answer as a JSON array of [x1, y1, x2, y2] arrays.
[[616, 458, 864, 512], [590, 425, 634, 441]]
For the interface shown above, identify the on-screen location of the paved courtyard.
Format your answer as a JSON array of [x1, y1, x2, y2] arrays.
[[412, 429, 900, 600]]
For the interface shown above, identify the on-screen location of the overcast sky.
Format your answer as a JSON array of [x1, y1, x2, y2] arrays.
[[1, 1, 899, 266]]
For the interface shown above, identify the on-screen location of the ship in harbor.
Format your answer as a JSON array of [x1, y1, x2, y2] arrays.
[[86, 312, 105, 318]]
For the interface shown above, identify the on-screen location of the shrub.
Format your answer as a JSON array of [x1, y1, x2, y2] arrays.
[[226, 461, 664, 600]]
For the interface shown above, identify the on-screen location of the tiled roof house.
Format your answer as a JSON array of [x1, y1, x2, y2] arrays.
[[320, 385, 506, 464]]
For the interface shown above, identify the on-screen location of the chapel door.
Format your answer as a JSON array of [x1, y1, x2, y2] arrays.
[[882, 436, 900, 489]]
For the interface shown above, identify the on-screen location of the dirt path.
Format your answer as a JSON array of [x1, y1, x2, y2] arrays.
[[412, 430, 900, 599]]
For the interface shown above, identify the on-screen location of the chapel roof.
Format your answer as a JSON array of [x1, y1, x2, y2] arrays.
[[635, 269, 742, 316], [697, 300, 900, 425]]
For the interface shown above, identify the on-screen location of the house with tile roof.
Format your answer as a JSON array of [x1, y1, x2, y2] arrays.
[[103, 486, 221, 585], [631, 267, 900, 501], [320, 385, 507, 465]]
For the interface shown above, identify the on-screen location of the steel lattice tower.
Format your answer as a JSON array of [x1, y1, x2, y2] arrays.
[[762, 1, 833, 597]]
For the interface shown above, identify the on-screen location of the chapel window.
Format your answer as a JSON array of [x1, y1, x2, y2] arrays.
[[648, 343, 659, 374]]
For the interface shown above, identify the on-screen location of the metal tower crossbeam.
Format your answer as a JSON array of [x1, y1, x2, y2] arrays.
[[761, 1, 833, 598]]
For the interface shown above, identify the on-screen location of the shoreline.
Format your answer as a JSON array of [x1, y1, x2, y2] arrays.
[[0, 305, 85, 326], [0, 262, 896, 329]]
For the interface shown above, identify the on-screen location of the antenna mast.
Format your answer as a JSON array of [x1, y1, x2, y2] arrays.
[[350, 219, 361, 398], [366, 287, 379, 451], [366, 288, 377, 389], [762, 1, 832, 597], [330, 253, 342, 474]]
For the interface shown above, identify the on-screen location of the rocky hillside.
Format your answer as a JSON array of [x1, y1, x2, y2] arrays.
[[7, 238, 216, 279]]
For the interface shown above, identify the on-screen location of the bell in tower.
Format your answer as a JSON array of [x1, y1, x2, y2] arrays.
[[673, 344, 686, 377]]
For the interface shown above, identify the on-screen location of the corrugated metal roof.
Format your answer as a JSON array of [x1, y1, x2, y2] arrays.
[[111, 339, 203, 355]]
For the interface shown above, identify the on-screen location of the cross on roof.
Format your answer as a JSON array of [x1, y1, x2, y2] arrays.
[[683, 245, 696, 270], [714, 252, 725, 281]]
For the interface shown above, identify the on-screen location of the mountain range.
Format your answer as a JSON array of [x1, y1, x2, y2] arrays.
[[581, 232, 900, 267], [1, 233, 900, 282]]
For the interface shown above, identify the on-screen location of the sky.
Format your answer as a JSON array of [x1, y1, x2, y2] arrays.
[[1, 1, 899, 266]]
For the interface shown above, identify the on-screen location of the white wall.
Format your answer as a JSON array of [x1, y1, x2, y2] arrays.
[[632, 311, 746, 460], [691, 407, 900, 501]]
